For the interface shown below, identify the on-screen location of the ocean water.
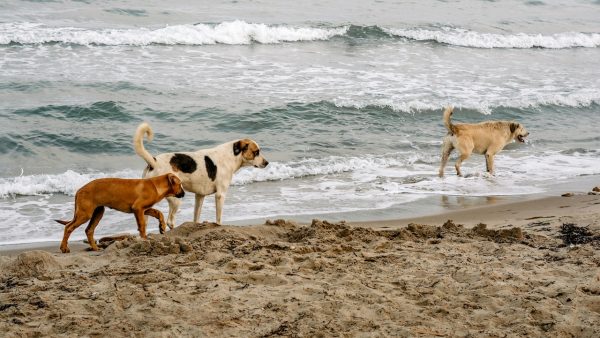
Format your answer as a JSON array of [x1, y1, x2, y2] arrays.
[[1, 0, 599, 245]]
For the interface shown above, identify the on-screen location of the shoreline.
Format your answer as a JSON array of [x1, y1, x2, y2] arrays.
[[3, 191, 598, 256], [358, 194, 600, 229], [2, 173, 599, 249]]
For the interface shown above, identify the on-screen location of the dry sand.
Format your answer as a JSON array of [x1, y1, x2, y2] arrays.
[[1, 193, 600, 337]]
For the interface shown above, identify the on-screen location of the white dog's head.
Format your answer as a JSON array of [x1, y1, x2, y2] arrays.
[[510, 122, 529, 143], [233, 139, 269, 168]]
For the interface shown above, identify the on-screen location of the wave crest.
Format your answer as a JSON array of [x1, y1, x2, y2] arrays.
[[2, 22, 598, 49], [0, 170, 138, 198], [385, 27, 600, 49], [0, 21, 347, 46], [0, 155, 412, 198], [332, 92, 600, 114]]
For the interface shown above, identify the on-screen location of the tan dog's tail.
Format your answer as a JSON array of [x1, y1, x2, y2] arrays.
[[443, 106, 457, 135], [133, 122, 158, 169], [55, 219, 69, 225]]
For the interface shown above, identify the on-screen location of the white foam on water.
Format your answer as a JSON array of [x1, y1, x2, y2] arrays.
[[3, 21, 598, 49], [0, 169, 139, 198], [385, 26, 600, 49], [2, 150, 599, 199], [232, 155, 413, 185], [0, 21, 348, 46], [332, 91, 600, 114]]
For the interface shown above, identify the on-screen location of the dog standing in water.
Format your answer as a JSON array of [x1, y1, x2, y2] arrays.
[[439, 106, 529, 177], [56, 174, 184, 253]]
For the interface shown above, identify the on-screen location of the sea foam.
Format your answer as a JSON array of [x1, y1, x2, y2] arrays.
[[0, 21, 347, 46], [332, 91, 600, 114], [0, 170, 138, 198], [385, 27, 600, 49], [2, 150, 599, 199], [3, 22, 598, 49], [0, 156, 408, 198]]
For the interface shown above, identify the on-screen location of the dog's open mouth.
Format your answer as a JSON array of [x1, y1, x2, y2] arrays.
[[517, 135, 526, 143]]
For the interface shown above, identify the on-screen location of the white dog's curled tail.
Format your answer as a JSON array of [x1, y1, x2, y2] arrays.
[[443, 106, 457, 135], [133, 122, 158, 169]]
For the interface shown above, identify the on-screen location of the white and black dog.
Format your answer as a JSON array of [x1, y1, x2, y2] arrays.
[[133, 122, 269, 227]]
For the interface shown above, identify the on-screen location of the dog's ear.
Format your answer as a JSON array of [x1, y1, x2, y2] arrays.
[[233, 140, 249, 156], [510, 122, 519, 134], [167, 173, 179, 188]]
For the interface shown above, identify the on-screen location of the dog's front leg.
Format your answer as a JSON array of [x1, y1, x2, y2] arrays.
[[485, 153, 495, 175], [145, 208, 166, 234], [194, 194, 205, 223], [166, 196, 182, 229], [215, 191, 226, 225], [133, 209, 148, 239]]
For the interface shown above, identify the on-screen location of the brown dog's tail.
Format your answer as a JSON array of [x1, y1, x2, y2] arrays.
[[55, 219, 69, 225], [443, 106, 457, 135], [133, 122, 158, 170]]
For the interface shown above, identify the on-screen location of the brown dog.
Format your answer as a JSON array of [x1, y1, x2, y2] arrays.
[[56, 173, 185, 253], [439, 107, 529, 177]]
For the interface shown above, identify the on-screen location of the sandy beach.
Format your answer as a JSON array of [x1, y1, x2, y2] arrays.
[[1, 191, 599, 337]]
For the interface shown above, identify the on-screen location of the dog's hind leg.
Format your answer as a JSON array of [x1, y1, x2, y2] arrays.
[[59, 209, 93, 253], [439, 138, 454, 177], [144, 208, 166, 234], [193, 194, 205, 224], [84, 206, 105, 251], [455, 153, 470, 177], [166, 196, 181, 229]]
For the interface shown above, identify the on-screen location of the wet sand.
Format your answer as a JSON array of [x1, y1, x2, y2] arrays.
[[1, 192, 599, 337]]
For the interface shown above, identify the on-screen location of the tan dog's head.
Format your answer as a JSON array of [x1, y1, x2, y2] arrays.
[[509, 122, 529, 143], [233, 139, 269, 168], [166, 173, 185, 198]]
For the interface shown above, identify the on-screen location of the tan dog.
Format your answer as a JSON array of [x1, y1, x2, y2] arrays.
[[56, 174, 185, 253], [439, 107, 529, 177], [133, 122, 269, 227]]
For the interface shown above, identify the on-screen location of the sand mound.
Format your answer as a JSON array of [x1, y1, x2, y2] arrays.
[[2, 250, 61, 280], [116, 234, 194, 256]]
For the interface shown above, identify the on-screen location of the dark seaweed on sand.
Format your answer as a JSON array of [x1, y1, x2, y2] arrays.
[[559, 223, 600, 247]]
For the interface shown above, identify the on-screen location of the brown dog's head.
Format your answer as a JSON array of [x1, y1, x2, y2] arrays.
[[233, 139, 269, 168], [509, 122, 529, 143], [166, 173, 185, 198]]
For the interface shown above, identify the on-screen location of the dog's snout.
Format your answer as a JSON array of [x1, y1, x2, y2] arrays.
[[176, 190, 185, 198], [263, 160, 269, 167]]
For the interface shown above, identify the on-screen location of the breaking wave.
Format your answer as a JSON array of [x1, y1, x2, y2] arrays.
[[0, 21, 347, 46], [3, 149, 599, 199], [384, 26, 600, 49], [2, 21, 598, 49]]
